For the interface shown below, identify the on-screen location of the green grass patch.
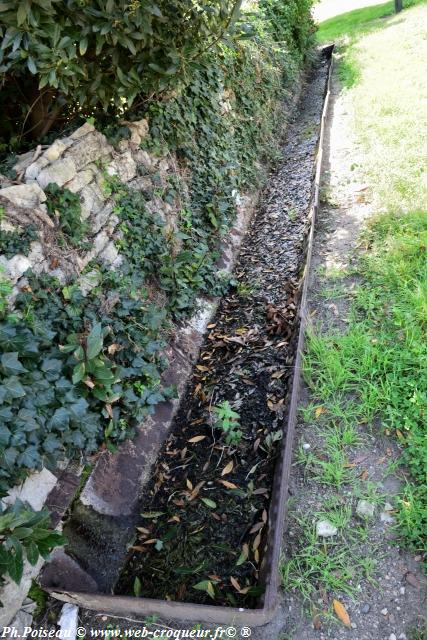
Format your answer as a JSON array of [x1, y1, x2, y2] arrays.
[[316, 0, 425, 43], [282, 505, 379, 606], [304, 210, 427, 553]]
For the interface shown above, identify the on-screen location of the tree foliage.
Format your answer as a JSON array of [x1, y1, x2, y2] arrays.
[[0, 0, 242, 139]]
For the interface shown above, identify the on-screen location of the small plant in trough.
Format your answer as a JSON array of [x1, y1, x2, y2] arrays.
[[212, 400, 242, 445]]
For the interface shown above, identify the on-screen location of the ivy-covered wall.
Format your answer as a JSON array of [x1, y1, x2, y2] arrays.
[[0, 0, 315, 607]]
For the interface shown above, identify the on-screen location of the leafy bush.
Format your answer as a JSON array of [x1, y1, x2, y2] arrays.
[[0, 0, 243, 140], [257, 0, 316, 59], [0, 499, 65, 587]]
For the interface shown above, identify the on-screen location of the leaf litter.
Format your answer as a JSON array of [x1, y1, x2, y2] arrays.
[[116, 56, 331, 607]]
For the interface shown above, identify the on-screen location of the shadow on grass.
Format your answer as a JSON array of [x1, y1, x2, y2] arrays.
[[316, 0, 425, 43]]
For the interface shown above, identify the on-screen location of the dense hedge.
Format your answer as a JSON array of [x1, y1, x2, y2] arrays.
[[0, 0, 242, 142], [0, 0, 314, 147]]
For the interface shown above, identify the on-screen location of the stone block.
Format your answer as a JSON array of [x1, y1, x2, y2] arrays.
[[37, 158, 77, 189], [65, 169, 94, 194], [0, 183, 46, 208]]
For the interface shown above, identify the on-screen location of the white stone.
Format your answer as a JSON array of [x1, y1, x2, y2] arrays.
[[187, 302, 216, 334], [381, 608, 388, 615], [27, 242, 45, 268], [0, 183, 46, 208], [91, 201, 114, 233], [399, 586, 405, 595], [107, 150, 137, 183], [3, 468, 57, 510], [99, 241, 120, 265], [4, 255, 32, 282], [12, 151, 35, 174], [134, 149, 154, 172], [9, 609, 33, 638], [380, 511, 395, 524], [67, 131, 112, 170], [64, 169, 94, 194], [302, 443, 311, 450], [316, 520, 338, 537], [58, 603, 79, 640], [70, 121, 96, 139], [127, 176, 153, 192], [356, 500, 375, 518], [79, 183, 106, 220], [37, 157, 77, 189], [0, 556, 44, 627], [25, 157, 49, 181], [389, 634, 397, 640]]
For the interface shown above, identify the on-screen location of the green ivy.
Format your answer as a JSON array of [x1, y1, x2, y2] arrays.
[[0, 223, 38, 259], [44, 184, 89, 248], [0, 499, 65, 587]]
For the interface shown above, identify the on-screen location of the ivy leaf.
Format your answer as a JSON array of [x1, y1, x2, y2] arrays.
[[0, 424, 11, 446], [3, 377, 26, 399], [1, 352, 27, 376], [17, 446, 40, 469], [25, 541, 39, 566], [3, 447, 18, 467], [86, 323, 104, 360], [49, 407, 70, 431], [72, 362, 86, 384]]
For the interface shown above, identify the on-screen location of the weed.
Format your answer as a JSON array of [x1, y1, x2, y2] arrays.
[[212, 401, 242, 446], [28, 581, 48, 618]]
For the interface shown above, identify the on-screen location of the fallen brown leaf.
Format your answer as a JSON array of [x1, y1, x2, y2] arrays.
[[333, 599, 351, 628], [405, 571, 420, 588], [221, 460, 234, 476]]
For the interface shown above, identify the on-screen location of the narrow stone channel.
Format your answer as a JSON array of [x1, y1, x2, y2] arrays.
[[113, 51, 332, 608]]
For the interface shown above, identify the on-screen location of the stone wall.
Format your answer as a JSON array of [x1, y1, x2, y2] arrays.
[[0, 118, 184, 289], [0, 118, 194, 626]]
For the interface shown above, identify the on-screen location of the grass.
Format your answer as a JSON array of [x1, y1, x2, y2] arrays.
[[282, 505, 379, 605], [301, 2, 427, 555], [316, 0, 425, 43]]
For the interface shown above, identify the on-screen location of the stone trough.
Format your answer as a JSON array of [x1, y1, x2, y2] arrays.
[[38, 46, 335, 627]]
